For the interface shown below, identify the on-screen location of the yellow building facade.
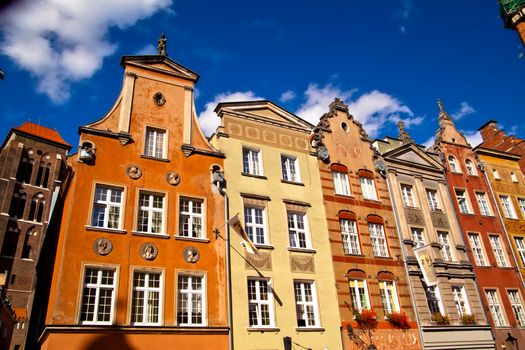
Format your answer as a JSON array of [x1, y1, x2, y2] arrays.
[[210, 101, 342, 350]]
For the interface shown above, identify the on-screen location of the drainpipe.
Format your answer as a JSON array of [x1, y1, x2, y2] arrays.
[[385, 173, 425, 348], [215, 179, 234, 350]]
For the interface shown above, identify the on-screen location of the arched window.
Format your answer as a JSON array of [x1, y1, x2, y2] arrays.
[[36, 160, 50, 187], [339, 211, 359, 255], [448, 156, 460, 173], [21, 230, 34, 260], [465, 160, 477, 176], [16, 156, 34, 184], [367, 215, 389, 257], [331, 164, 351, 196], [1, 227, 20, 258], [347, 269, 369, 311], [9, 189, 26, 219], [377, 271, 400, 315], [28, 193, 45, 222], [42, 163, 51, 188]]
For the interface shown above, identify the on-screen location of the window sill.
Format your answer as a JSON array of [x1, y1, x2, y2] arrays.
[[141, 154, 170, 162], [504, 217, 519, 221], [334, 193, 353, 198], [404, 205, 420, 210], [131, 231, 170, 239], [288, 247, 316, 254], [247, 327, 280, 332], [373, 255, 392, 260], [85, 226, 127, 234], [295, 327, 325, 332], [363, 198, 380, 203], [254, 244, 274, 250], [344, 253, 365, 257], [241, 173, 267, 180], [459, 212, 475, 216], [174, 236, 210, 243], [451, 171, 463, 175], [281, 179, 304, 186], [21, 258, 34, 262]]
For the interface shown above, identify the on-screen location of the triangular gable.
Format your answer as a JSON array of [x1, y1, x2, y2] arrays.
[[383, 143, 444, 171], [120, 55, 199, 82]]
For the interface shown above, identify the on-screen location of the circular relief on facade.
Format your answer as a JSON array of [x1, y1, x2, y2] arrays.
[[183, 246, 200, 263], [93, 238, 113, 256], [126, 164, 142, 180], [140, 243, 158, 261], [166, 171, 181, 186], [153, 92, 166, 106]]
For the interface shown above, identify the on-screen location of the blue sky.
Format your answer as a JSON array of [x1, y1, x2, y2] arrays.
[[0, 0, 523, 150]]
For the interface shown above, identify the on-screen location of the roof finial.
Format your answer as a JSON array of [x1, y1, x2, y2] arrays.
[[397, 120, 414, 144], [157, 33, 167, 56], [437, 98, 444, 112]]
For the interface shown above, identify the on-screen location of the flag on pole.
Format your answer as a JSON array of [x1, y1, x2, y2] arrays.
[[228, 213, 258, 255]]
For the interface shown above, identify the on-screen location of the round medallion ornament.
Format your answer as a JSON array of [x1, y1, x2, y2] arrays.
[[183, 246, 199, 263], [153, 92, 166, 106], [93, 238, 113, 256], [126, 164, 142, 179], [166, 171, 181, 186], [140, 243, 158, 261]]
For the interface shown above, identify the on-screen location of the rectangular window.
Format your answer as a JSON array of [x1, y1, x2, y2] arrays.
[[379, 281, 399, 314], [242, 147, 262, 176], [80, 267, 116, 324], [131, 270, 162, 325], [489, 235, 508, 267], [369, 223, 389, 257], [288, 212, 310, 249], [468, 233, 488, 266], [500, 195, 518, 219], [294, 281, 320, 328], [452, 286, 470, 317], [340, 219, 360, 255], [486, 289, 506, 327], [518, 198, 525, 218], [179, 197, 203, 238], [281, 155, 300, 182], [508, 290, 525, 327], [438, 232, 453, 262], [244, 206, 267, 245], [425, 284, 443, 315], [333, 172, 351, 196], [360, 177, 378, 200], [412, 228, 425, 248], [137, 192, 165, 234], [426, 189, 441, 211], [515, 237, 525, 266], [349, 279, 369, 311], [476, 192, 492, 216], [91, 185, 123, 229], [247, 278, 274, 328], [177, 274, 205, 326], [401, 184, 415, 207], [455, 189, 471, 214], [144, 127, 166, 158]]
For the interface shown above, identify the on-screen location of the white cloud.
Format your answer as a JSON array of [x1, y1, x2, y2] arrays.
[[279, 90, 296, 103], [0, 0, 172, 103], [451, 102, 475, 120], [422, 135, 435, 148], [462, 130, 482, 148], [295, 83, 356, 124], [198, 91, 264, 136]]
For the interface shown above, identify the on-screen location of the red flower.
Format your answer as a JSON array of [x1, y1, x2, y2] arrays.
[[355, 309, 378, 331], [386, 311, 411, 330]]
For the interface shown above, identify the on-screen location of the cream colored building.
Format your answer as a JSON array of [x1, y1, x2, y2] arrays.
[[210, 100, 342, 350]]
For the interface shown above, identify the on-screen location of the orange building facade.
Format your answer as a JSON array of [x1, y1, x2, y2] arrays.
[[311, 99, 421, 350], [38, 52, 228, 349]]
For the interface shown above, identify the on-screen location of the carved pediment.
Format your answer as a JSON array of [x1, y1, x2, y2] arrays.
[[384, 144, 444, 171]]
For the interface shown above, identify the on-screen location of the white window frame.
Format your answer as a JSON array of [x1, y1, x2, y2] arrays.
[[131, 269, 163, 326], [294, 280, 320, 328], [486, 289, 507, 327], [507, 290, 525, 327], [455, 189, 472, 214], [426, 284, 444, 315], [369, 223, 389, 257], [476, 192, 492, 216], [349, 279, 370, 312], [137, 191, 166, 235], [91, 184, 124, 230], [465, 159, 477, 176], [468, 233, 488, 266], [493, 168, 501, 180], [287, 211, 311, 249], [449, 156, 460, 173], [177, 274, 206, 326], [438, 231, 454, 262], [411, 227, 425, 248], [247, 278, 275, 328], [379, 280, 400, 315], [244, 205, 268, 245], [426, 189, 441, 211], [452, 286, 471, 317], [518, 198, 525, 219], [360, 177, 378, 200], [340, 219, 360, 255], [401, 184, 416, 207], [500, 195, 518, 219], [514, 237, 525, 266], [79, 266, 117, 325], [281, 155, 301, 183], [511, 172, 519, 183], [178, 197, 204, 239], [144, 127, 167, 158], [333, 171, 351, 196], [489, 235, 508, 267], [242, 147, 263, 176]]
